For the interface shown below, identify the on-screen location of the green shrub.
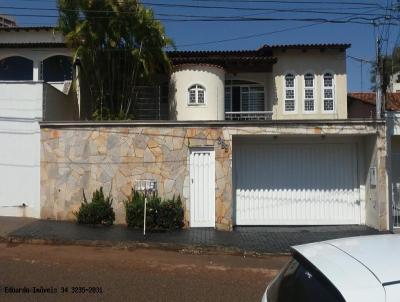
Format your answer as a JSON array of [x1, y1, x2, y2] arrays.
[[158, 196, 184, 230], [124, 190, 184, 230], [75, 187, 115, 226]]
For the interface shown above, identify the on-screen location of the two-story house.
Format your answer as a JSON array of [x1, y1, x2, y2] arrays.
[[0, 27, 390, 231]]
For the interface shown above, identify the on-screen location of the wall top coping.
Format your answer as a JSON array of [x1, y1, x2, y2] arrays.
[[39, 119, 385, 128]]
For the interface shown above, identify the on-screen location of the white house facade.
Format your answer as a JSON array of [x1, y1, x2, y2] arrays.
[[0, 27, 392, 231]]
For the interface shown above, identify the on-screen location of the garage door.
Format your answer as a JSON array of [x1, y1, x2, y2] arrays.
[[234, 138, 361, 225]]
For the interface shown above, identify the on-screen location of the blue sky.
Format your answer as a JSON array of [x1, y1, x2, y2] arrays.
[[1, 0, 398, 92]]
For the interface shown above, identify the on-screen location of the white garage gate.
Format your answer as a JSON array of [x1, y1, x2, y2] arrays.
[[233, 137, 362, 225]]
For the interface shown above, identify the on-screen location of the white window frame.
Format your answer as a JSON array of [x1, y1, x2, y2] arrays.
[[224, 79, 265, 112], [187, 84, 206, 106], [283, 72, 296, 113], [303, 72, 316, 113], [322, 71, 335, 113]]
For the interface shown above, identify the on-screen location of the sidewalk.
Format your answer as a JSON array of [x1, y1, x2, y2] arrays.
[[0, 217, 387, 254]]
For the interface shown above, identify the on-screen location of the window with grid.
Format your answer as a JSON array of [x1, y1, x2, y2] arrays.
[[224, 80, 264, 112], [284, 74, 295, 112], [304, 73, 315, 112], [241, 86, 264, 111], [188, 84, 205, 105], [323, 73, 334, 111]]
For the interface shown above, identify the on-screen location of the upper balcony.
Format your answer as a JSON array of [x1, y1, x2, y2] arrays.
[[224, 79, 272, 121], [0, 55, 78, 121]]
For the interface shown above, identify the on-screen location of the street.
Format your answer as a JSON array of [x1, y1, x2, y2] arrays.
[[0, 243, 289, 302]]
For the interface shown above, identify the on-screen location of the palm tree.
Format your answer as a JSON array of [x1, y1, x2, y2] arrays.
[[57, 0, 173, 120]]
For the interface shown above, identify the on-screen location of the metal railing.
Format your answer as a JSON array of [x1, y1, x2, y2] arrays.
[[225, 111, 273, 121]]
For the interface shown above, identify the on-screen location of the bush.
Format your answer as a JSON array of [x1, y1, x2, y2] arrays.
[[125, 190, 184, 231], [75, 187, 115, 226]]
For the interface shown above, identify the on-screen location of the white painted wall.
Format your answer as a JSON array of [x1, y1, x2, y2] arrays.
[[0, 81, 77, 218], [0, 82, 43, 119], [170, 64, 225, 121], [0, 119, 40, 218], [0, 82, 42, 217]]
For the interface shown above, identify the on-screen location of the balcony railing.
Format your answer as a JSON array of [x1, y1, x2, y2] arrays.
[[225, 111, 273, 121]]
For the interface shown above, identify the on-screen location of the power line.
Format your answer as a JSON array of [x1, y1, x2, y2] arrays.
[[0, 4, 389, 17]]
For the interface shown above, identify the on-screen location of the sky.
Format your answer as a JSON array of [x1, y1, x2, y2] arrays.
[[0, 0, 399, 92]]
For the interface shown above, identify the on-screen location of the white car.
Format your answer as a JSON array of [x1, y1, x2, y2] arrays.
[[262, 234, 400, 302]]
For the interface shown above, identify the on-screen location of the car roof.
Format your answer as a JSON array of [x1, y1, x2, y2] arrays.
[[324, 234, 400, 285], [292, 234, 400, 302]]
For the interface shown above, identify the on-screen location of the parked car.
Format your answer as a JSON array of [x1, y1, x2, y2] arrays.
[[261, 234, 400, 302]]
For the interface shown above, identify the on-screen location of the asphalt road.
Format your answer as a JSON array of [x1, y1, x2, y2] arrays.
[[0, 243, 289, 302]]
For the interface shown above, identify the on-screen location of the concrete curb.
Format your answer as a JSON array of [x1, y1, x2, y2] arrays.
[[0, 235, 291, 257]]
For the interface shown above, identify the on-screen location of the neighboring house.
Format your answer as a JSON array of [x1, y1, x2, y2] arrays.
[[0, 15, 16, 28], [0, 27, 78, 217], [0, 27, 391, 232], [390, 72, 400, 93], [348, 92, 400, 230]]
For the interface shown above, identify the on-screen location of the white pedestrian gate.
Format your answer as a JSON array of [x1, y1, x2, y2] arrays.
[[189, 148, 215, 227], [234, 140, 361, 225]]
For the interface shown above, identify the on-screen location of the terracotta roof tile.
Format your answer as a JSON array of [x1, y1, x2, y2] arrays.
[[348, 92, 400, 111]]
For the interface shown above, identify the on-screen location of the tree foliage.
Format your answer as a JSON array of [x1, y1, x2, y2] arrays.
[[57, 0, 173, 120], [371, 46, 400, 93]]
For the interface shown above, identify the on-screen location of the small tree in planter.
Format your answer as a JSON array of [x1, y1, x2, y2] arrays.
[[75, 187, 115, 226]]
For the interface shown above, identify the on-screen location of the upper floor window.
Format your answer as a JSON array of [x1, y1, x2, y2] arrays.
[[0, 56, 33, 81], [188, 84, 205, 105], [225, 79, 264, 112], [323, 73, 334, 112], [304, 73, 315, 112], [40, 55, 73, 82], [284, 73, 295, 112]]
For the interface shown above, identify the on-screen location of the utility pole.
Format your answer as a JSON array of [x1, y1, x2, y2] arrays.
[[375, 23, 382, 119]]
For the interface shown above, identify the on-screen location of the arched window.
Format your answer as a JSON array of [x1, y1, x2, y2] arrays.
[[284, 73, 295, 112], [304, 73, 315, 112], [0, 56, 33, 81], [41, 55, 73, 82], [188, 84, 205, 105], [323, 72, 334, 112]]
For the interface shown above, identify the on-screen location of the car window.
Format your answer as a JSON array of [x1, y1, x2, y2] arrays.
[[267, 253, 345, 302]]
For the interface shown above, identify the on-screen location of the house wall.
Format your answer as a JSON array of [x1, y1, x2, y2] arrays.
[[272, 49, 347, 120], [0, 82, 43, 217], [43, 83, 79, 121], [0, 120, 41, 218], [0, 81, 78, 218], [40, 121, 388, 231], [348, 98, 375, 119], [170, 64, 225, 121]]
